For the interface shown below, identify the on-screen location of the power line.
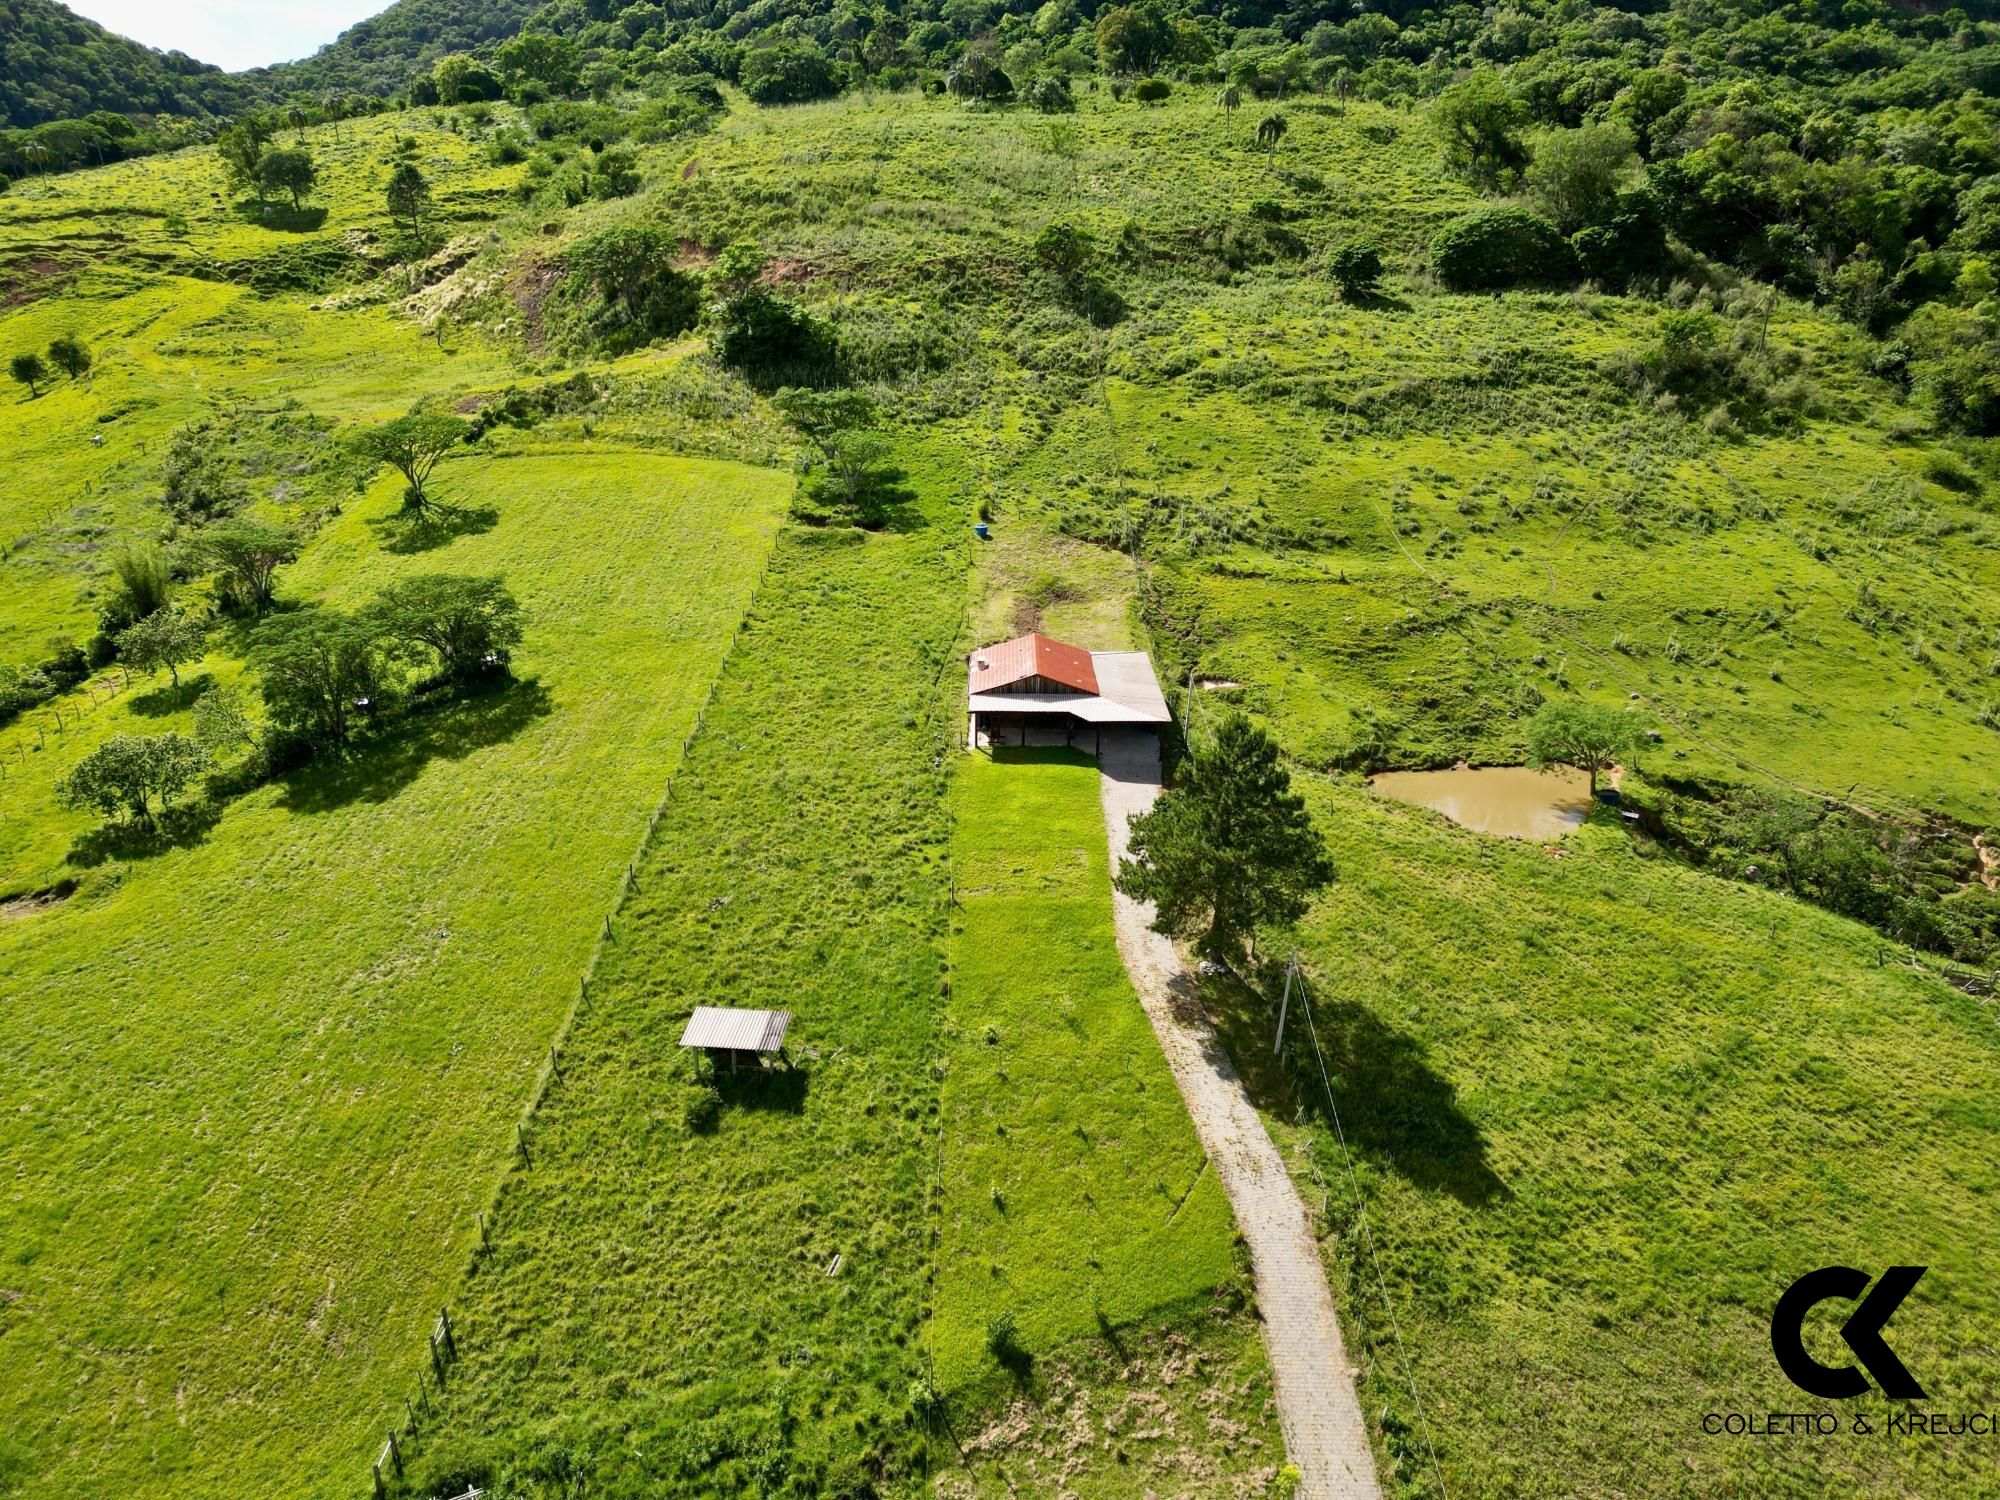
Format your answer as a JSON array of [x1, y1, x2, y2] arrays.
[[1292, 959, 1450, 1500]]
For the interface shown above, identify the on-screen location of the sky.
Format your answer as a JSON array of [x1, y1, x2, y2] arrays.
[[63, 0, 388, 71]]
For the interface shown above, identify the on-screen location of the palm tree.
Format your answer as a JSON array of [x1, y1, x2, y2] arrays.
[[287, 107, 308, 145], [1217, 83, 1241, 119], [22, 141, 48, 177], [1256, 112, 1288, 153]]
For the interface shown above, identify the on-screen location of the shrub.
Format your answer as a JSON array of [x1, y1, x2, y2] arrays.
[[682, 1085, 722, 1133], [1568, 190, 1670, 290], [1923, 449, 1982, 493], [162, 421, 248, 524], [1430, 207, 1578, 292], [708, 289, 837, 387], [985, 1310, 1021, 1360], [1133, 78, 1171, 103], [1026, 74, 1075, 113], [553, 225, 700, 354], [1328, 241, 1384, 299]]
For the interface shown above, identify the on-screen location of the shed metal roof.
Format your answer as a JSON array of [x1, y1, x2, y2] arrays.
[[968, 633, 1100, 696], [679, 1006, 792, 1052]]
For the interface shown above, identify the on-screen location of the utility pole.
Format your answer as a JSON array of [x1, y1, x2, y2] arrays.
[[1274, 952, 1299, 1055]]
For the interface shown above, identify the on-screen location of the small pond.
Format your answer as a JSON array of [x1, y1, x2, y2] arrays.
[[1369, 765, 1594, 840]]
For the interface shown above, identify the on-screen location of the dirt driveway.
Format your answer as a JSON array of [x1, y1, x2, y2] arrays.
[[1096, 729, 1382, 1500]]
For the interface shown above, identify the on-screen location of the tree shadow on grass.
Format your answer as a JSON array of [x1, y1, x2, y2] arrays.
[[278, 674, 554, 815], [369, 503, 500, 555], [1204, 970, 1505, 1209], [68, 800, 223, 868], [1301, 998, 1507, 1208], [232, 201, 328, 232], [127, 672, 214, 717], [1344, 289, 1414, 314]]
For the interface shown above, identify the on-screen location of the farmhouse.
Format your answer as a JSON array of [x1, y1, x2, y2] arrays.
[[967, 632, 1172, 752]]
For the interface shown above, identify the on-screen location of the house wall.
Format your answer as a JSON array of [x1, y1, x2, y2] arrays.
[[987, 675, 1087, 697]]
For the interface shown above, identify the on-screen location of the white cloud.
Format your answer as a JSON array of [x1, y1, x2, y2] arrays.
[[62, 0, 388, 72]]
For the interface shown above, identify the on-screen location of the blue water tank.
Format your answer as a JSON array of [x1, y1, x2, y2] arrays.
[[974, 522, 991, 539]]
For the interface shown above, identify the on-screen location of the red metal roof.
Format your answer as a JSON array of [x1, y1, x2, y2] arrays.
[[968, 633, 1100, 695]]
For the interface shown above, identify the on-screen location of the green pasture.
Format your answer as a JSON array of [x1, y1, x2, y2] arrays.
[[938, 749, 1246, 1396], [401, 438, 971, 1498], [1201, 785, 2000, 1497], [0, 450, 787, 1499]]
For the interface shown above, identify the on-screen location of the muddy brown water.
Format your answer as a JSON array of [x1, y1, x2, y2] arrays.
[[1369, 765, 1595, 840]]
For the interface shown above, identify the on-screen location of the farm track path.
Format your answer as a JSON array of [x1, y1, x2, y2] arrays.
[[1096, 729, 1383, 1500]]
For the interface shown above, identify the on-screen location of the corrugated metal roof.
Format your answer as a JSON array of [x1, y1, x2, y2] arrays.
[[679, 1006, 791, 1052], [967, 633, 1100, 696], [1087, 651, 1173, 722]]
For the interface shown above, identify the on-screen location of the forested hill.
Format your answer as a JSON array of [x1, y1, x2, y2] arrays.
[[252, 0, 541, 100], [0, 0, 254, 125], [0, 0, 538, 127]]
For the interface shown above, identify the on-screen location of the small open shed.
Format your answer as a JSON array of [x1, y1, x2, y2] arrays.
[[679, 1005, 792, 1074]]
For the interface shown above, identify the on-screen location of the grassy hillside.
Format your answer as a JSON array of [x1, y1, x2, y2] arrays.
[[1205, 784, 2000, 1497], [3, 55, 1999, 1500]]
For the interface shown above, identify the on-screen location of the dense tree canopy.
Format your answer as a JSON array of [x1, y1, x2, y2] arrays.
[[369, 574, 524, 679], [0, 0, 252, 126]]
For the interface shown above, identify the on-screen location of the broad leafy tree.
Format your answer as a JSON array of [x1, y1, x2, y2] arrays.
[[349, 411, 470, 513], [215, 113, 273, 201], [772, 388, 890, 520], [57, 733, 209, 824], [254, 610, 386, 752], [1524, 700, 1641, 796], [497, 33, 581, 93], [193, 517, 300, 611], [256, 147, 317, 211], [192, 684, 255, 755], [1115, 713, 1336, 965], [116, 609, 204, 688], [10, 352, 46, 395], [47, 334, 91, 380], [1433, 72, 1530, 189], [1526, 122, 1637, 234], [555, 224, 700, 353], [370, 574, 524, 679], [1094, 5, 1174, 75]]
